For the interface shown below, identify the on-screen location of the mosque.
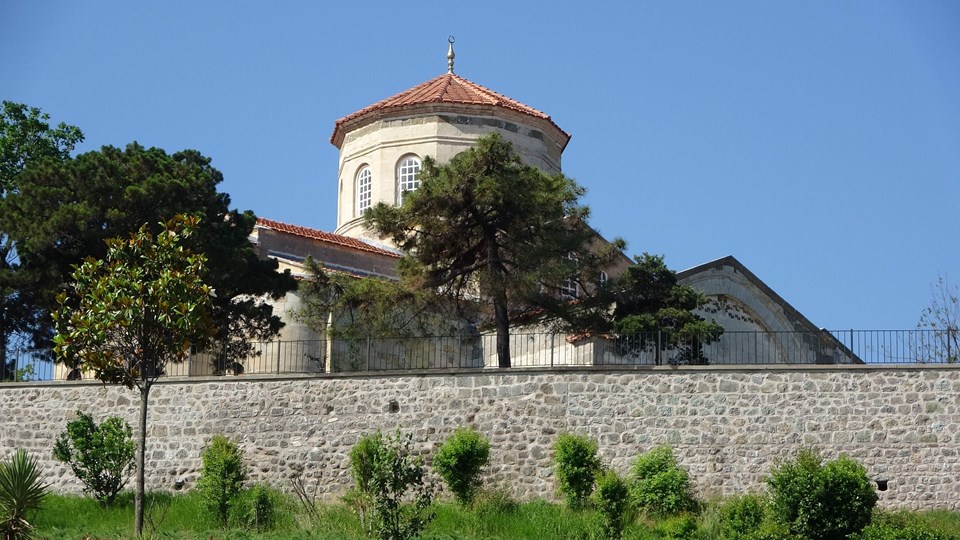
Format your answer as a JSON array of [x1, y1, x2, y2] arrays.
[[244, 40, 856, 371]]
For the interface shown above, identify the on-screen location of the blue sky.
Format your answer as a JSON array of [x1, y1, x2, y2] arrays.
[[2, 1, 958, 331]]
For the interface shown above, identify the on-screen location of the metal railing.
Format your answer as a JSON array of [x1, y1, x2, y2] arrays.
[[2, 329, 957, 382]]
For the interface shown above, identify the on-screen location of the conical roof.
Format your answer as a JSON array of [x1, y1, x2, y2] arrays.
[[330, 73, 569, 148]]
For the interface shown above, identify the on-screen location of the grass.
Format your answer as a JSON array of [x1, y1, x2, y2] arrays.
[[25, 490, 960, 540]]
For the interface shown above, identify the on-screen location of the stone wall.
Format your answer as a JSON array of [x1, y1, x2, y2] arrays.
[[1, 365, 958, 509]]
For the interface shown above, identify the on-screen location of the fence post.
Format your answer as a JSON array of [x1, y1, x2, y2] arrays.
[[550, 333, 555, 368], [277, 341, 282, 374], [366, 336, 372, 371], [849, 329, 854, 357], [949, 328, 954, 362]]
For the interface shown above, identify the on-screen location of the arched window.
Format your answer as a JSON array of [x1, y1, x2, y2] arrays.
[[396, 155, 421, 205], [356, 166, 372, 214]]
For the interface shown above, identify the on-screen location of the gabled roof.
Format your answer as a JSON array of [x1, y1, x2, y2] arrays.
[[330, 73, 569, 148], [255, 218, 400, 258], [678, 255, 815, 329]]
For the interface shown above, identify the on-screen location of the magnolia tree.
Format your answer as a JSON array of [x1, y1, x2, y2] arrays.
[[53, 214, 214, 537]]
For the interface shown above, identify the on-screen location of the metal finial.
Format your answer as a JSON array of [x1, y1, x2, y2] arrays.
[[447, 36, 455, 74]]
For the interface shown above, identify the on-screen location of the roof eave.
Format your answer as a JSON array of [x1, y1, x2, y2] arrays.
[[330, 102, 570, 150]]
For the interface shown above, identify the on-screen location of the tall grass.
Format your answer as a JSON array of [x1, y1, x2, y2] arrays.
[[28, 490, 960, 540]]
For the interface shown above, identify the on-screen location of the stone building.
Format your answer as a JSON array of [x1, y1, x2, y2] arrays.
[[248, 42, 853, 369]]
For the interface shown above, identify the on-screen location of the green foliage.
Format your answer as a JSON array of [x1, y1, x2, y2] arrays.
[[590, 469, 630, 540], [471, 487, 518, 517], [2, 141, 295, 365], [0, 101, 83, 193], [552, 432, 601, 510], [0, 101, 83, 376], [611, 253, 723, 365], [629, 445, 697, 516], [240, 484, 277, 532], [655, 514, 699, 540], [23, 491, 960, 540], [849, 511, 959, 540], [0, 449, 48, 540], [766, 449, 877, 540], [52, 214, 214, 388], [197, 434, 248, 528], [11, 365, 34, 383], [52, 410, 134, 506], [349, 432, 380, 495], [702, 494, 768, 540], [348, 430, 434, 540], [51, 214, 216, 536], [297, 259, 460, 363], [742, 521, 799, 540], [433, 427, 490, 506], [367, 133, 622, 368], [851, 522, 955, 540]]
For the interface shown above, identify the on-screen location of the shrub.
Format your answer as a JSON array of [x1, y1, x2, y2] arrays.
[[433, 427, 490, 506], [849, 511, 956, 540], [472, 487, 518, 517], [655, 514, 699, 540], [744, 521, 799, 540], [591, 469, 630, 540], [241, 484, 277, 532], [850, 522, 953, 540], [766, 449, 877, 540], [552, 432, 601, 510], [0, 449, 48, 540], [346, 432, 381, 533], [629, 445, 696, 515], [196, 434, 247, 528], [52, 410, 135, 506], [711, 494, 767, 540], [348, 430, 434, 540]]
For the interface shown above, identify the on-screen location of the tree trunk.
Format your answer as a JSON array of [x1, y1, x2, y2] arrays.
[[486, 243, 511, 368], [0, 328, 7, 381], [493, 290, 511, 368], [135, 383, 150, 537]]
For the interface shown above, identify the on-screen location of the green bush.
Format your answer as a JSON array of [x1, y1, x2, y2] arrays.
[[766, 449, 877, 540], [655, 513, 699, 540], [629, 445, 696, 515], [850, 522, 954, 540], [196, 434, 247, 528], [346, 432, 381, 533], [709, 494, 767, 540], [433, 427, 490, 506], [701, 499, 796, 540], [0, 449, 48, 540], [52, 410, 134, 506], [472, 487, 518, 517], [552, 433, 601, 510], [849, 511, 958, 540], [348, 430, 434, 540], [590, 470, 630, 540], [240, 484, 277, 532], [744, 521, 799, 540]]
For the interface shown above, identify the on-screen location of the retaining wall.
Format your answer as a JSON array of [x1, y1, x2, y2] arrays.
[[1, 365, 957, 509]]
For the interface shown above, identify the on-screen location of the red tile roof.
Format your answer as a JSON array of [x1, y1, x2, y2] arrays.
[[255, 218, 400, 258], [331, 73, 569, 147]]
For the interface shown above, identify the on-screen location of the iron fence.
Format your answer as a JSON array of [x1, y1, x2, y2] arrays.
[[2, 329, 957, 382]]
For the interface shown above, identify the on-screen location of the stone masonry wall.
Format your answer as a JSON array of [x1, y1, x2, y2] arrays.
[[0, 365, 958, 509]]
